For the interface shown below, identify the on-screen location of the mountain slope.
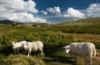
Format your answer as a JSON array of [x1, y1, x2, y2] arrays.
[[0, 20, 14, 24], [56, 18, 100, 26]]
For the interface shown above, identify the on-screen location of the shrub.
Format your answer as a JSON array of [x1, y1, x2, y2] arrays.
[[0, 35, 12, 52], [37, 32, 74, 55], [22, 32, 74, 55]]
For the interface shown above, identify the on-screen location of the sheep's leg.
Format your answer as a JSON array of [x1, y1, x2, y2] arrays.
[[41, 51, 44, 55], [15, 50, 16, 55], [28, 51, 30, 56], [89, 57, 92, 65], [88, 51, 93, 65], [15, 49, 18, 54], [17, 49, 19, 54], [72, 55, 75, 61], [28, 48, 31, 56], [39, 48, 44, 55], [41, 51, 43, 54], [40, 49, 44, 55]]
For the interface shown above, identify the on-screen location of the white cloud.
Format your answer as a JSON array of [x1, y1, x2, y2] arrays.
[[47, 8, 55, 14], [0, 0, 47, 23], [47, 6, 61, 15], [26, 0, 38, 13], [46, 7, 85, 19], [62, 8, 85, 18], [62, 3, 100, 19], [86, 3, 100, 17], [42, 3, 100, 23], [9, 13, 47, 23], [41, 11, 48, 15]]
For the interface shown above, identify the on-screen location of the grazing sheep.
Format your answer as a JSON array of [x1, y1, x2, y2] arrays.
[[12, 41, 27, 54], [23, 41, 44, 56], [64, 42, 96, 65]]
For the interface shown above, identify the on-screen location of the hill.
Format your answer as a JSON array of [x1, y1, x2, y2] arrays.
[[0, 20, 14, 24], [56, 18, 100, 26], [0, 21, 100, 65]]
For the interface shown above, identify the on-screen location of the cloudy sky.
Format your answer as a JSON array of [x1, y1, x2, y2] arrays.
[[0, 0, 100, 23]]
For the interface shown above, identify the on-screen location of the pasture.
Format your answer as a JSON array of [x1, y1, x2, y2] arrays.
[[0, 21, 100, 65]]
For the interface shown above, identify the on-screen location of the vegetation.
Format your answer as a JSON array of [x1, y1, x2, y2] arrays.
[[57, 18, 100, 26], [0, 54, 45, 65], [0, 18, 100, 65], [11, 22, 19, 27]]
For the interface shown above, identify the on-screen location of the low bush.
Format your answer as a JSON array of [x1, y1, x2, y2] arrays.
[[0, 35, 12, 54]]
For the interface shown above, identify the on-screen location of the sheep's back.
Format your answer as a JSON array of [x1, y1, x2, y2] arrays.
[[13, 43, 23, 49], [31, 42, 38, 51], [36, 41, 43, 48], [70, 42, 94, 56]]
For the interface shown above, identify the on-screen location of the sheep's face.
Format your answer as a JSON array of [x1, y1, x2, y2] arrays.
[[64, 45, 70, 54], [23, 43, 28, 48], [12, 41, 16, 46]]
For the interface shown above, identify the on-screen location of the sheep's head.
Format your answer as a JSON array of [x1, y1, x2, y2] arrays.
[[12, 41, 16, 46], [64, 45, 70, 54], [23, 43, 28, 48]]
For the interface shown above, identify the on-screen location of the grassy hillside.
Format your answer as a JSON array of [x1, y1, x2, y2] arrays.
[[0, 18, 100, 65], [56, 18, 100, 26]]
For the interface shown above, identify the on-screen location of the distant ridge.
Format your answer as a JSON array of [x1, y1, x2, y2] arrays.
[[0, 20, 50, 25], [56, 18, 100, 26], [0, 20, 14, 24]]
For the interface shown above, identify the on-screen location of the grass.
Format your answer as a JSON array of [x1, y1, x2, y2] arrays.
[[62, 33, 100, 42], [0, 22, 100, 65], [56, 18, 100, 26], [0, 54, 45, 65]]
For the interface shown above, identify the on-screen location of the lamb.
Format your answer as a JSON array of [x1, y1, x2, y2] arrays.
[[12, 41, 27, 54], [64, 42, 96, 65], [23, 41, 44, 56]]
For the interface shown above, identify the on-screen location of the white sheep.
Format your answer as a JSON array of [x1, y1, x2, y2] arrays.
[[64, 42, 96, 65], [12, 41, 27, 54], [23, 41, 44, 56]]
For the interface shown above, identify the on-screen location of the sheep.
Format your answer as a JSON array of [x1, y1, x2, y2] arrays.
[[64, 42, 96, 65], [23, 41, 44, 56], [12, 41, 27, 54]]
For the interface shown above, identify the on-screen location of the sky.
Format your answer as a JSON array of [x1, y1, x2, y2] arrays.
[[0, 0, 100, 23]]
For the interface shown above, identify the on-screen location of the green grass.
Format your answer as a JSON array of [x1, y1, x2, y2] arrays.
[[0, 54, 45, 65], [0, 20, 100, 65], [56, 18, 100, 26]]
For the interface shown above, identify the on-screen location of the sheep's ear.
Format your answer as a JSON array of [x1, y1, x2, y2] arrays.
[[15, 41, 16, 43]]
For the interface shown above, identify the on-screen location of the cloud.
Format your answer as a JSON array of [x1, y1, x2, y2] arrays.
[[86, 3, 100, 17], [42, 3, 100, 23], [61, 3, 100, 19], [26, 0, 38, 13], [46, 7, 85, 19], [10, 13, 46, 23], [0, 0, 38, 13], [47, 6, 61, 15], [41, 11, 48, 15], [62, 8, 85, 18], [0, 0, 47, 23]]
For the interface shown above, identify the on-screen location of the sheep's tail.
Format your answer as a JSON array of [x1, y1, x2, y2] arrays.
[[93, 45, 96, 57]]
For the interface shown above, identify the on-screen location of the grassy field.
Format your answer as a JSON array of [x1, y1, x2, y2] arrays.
[[0, 18, 100, 65]]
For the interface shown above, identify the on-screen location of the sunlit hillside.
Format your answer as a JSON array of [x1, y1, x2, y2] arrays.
[[0, 18, 100, 65], [56, 18, 100, 26]]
